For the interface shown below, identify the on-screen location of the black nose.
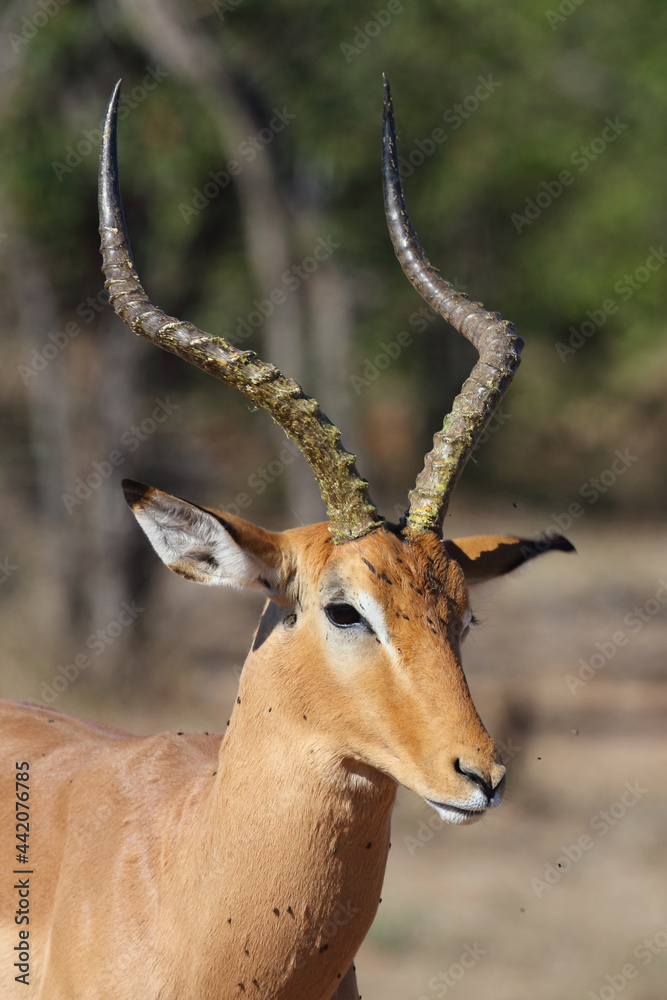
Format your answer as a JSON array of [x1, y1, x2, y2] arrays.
[[455, 758, 504, 799]]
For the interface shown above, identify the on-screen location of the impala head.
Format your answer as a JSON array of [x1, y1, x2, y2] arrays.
[[99, 78, 573, 824]]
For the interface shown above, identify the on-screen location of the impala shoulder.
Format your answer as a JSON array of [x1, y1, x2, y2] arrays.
[[0, 699, 130, 741]]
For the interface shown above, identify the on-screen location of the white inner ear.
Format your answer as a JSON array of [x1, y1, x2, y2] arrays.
[[132, 496, 279, 594]]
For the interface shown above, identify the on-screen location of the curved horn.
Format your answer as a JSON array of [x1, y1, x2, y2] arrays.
[[98, 80, 383, 544], [382, 76, 523, 537]]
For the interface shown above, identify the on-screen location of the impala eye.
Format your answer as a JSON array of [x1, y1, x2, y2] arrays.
[[325, 602, 364, 628], [461, 607, 480, 639], [461, 612, 481, 641]]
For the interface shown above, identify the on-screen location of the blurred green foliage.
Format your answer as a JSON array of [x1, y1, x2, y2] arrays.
[[2, 0, 665, 515]]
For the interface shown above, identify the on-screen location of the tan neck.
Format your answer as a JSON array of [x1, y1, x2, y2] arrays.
[[159, 661, 397, 998]]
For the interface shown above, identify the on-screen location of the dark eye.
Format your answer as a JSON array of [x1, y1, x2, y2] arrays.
[[325, 603, 364, 628], [461, 613, 481, 640]]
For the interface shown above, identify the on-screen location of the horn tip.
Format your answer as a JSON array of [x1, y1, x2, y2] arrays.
[[104, 80, 123, 129]]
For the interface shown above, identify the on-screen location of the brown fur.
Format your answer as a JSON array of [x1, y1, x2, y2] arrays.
[[0, 516, 563, 999]]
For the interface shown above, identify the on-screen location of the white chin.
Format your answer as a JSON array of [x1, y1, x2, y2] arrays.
[[425, 798, 485, 826]]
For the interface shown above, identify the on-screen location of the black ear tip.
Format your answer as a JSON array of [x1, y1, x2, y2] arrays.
[[121, 479, 151, 508], [517, 533, 576, 564], [550, 535, 576, 554]]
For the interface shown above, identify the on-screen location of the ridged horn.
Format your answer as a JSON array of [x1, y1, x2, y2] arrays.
[[382, 75, 523, 537], [98, 80, 383, 544]]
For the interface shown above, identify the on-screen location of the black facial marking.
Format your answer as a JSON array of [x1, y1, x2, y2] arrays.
[[362, 558, 377, 575], [378, 572, 392, 585], [252, 601, 284, 651]]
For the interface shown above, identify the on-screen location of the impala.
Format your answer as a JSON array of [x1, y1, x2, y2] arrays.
[[0, 79, 572, 999]]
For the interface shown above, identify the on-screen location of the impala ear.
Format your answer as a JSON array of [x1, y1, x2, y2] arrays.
[[444, 533, 575, 584], [122, 479, 284, 596]]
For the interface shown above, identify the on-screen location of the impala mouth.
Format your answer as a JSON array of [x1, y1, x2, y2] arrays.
[[425, 799, 487, 825]]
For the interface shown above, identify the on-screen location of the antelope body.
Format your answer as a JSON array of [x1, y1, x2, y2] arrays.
[[0, 79, 571, 999]]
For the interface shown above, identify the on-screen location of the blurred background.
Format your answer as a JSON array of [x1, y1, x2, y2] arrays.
[[0, 1, 665, 996]]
